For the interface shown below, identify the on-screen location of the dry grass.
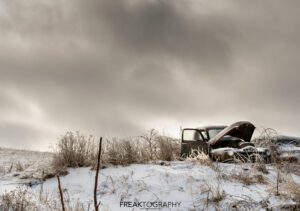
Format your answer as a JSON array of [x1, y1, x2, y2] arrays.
[[185, 149, 212, 166], [0, 188, 37, 211], [199, 181, 226, 207], [273, 174, 300, 203], [0, 186, 90, 211], [283, 163, 300, 177], [251, 162, 269, 174], [230, 172, 267, 185], [283, 176, 300, 203], [209, 185, 226, 204], [229, 199, 262, 211]]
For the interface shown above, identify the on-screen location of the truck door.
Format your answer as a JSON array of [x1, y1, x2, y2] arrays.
[[181, 129, 209, 157]]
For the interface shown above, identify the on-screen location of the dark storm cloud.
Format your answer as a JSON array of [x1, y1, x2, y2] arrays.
[[1, 0, 300, 150]]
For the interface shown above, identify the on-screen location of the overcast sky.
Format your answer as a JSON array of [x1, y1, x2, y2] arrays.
[[1, 0, 300, 150]]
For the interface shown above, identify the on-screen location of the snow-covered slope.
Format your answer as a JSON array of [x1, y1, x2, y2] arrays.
[[1, 148, 300, 210], [38, 162, 300, 210], [1, 162, 300, 210]]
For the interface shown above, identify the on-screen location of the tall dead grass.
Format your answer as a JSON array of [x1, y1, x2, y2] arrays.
[[230, 172, 267, 185], [198, 178, 226, 208], [0, 187, 88, 211], [282, 176, 300, 203], [0, 188, 36, 211], [271, 172, 300, 203], [185, 149, 212, 166]]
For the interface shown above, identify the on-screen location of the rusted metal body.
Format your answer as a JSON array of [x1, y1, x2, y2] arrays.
[[181, 121, 271, 162]]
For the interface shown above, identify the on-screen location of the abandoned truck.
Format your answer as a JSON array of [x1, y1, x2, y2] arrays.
[[181, 121, 271, 162]]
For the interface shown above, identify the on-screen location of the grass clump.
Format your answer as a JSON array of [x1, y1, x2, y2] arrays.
[[273, 174, 300, 203], [0, 188, 37, 211], [230, 172, 267, 185], [185, 149, 212, 166]]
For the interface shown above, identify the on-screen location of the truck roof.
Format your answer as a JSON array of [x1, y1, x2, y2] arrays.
[[196, 125, 227, 130]]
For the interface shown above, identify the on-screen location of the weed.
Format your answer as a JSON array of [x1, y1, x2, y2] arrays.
[[185, 149, 212, 166]]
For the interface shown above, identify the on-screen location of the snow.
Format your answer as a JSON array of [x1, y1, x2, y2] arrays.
[[0, 148, 300, 210], [0, 147, 52, 176]]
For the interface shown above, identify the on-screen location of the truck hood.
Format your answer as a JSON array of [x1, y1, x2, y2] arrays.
[[208, 121, 255, 147]]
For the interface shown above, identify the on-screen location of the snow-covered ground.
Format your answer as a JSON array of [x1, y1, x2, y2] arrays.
[[0, 147, 53, 177], [0, 148, 300, 210]]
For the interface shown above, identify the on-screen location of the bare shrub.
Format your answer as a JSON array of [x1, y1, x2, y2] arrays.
[[53, 129, 181, 170], [252, 127, 280, 163], [99, 130, 180, 166], [140, 129, 158, 160], [102, 138, 141, 166], [253, 127, 278, 148], [120, 139, 140, 164], [102, 138, 119, 165], [156, 135, 180, 161], [140, 129, 180, 162], [51, 156, 69, 177], [52, 131, 97, 170]]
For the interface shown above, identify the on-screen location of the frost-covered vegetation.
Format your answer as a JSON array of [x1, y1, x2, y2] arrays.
[[52, 130, 181, 171]]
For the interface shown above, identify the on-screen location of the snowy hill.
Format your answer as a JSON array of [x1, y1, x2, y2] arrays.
[[0, 148, 300, 210]]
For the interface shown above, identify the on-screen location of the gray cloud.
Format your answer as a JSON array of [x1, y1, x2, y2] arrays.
[[1, 0, 300, 150]]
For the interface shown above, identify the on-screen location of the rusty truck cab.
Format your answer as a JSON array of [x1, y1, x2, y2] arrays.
[[181, 126, 226, 156]]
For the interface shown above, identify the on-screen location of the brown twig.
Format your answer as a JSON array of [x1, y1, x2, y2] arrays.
[[94, 137, 103, 211], [57, 175, 65, 211]]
